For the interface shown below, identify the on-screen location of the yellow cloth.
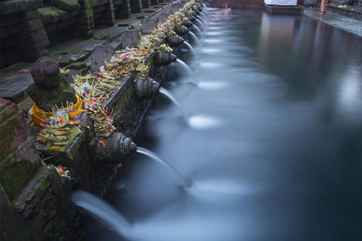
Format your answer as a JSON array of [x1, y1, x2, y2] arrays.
[[31, 95, 84, 128]]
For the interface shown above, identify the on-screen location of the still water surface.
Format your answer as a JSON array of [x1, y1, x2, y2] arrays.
[[86, 8, 362, 241]]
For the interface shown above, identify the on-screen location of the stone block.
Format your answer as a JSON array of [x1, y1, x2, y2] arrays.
[[0, 98, 40, 201], [0, 73, 33, 100], [0, 186, 32, 241], [15, 166, 75, 241]]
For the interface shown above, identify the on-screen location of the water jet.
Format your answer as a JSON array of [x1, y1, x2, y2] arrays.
[[72, 191, 132, 238], [136, 147, 193, 188]]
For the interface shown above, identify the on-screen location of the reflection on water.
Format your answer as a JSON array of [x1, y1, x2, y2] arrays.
[[85, 7, 362, 241], [187, 114, 223, 130], [197, 81, 228, 90]]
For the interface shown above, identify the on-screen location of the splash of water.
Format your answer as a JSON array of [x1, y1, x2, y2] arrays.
[[187, 114, 222, 130], [136, 147, 192, 188], [159, 87, 181, 108], [176, 58, 193, 75], [72, 191, 132, 238]]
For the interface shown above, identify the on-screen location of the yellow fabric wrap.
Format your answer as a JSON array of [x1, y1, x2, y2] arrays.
[[30, 95, 84, 128]]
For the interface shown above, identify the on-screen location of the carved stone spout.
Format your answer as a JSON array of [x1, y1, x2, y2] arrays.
[[100, 132, 137, 157], [166, 34, 185, 49], [183, 20, 193, 28], [175, 25, 189, 36], [135, 78, 160, 98], [152, 51, 177, 66]]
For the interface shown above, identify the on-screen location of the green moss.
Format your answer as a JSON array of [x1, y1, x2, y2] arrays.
[[38, 176, 50, 193], [54, 0, 80, 12], [0, 160, 39, 201], [37, 7, 67, 24]]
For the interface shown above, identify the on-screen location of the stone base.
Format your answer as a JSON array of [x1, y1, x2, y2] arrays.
[[264, 4, 303, 14]]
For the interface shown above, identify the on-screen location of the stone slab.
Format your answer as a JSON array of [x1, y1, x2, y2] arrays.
[[0, 72, 33, 100]]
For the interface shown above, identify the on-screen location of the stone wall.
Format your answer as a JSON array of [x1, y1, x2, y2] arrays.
[[0, 0, 167, 69], [0, 1, 49, 68]]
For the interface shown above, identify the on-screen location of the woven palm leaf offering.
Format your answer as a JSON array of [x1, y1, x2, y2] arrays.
[[72, 74, 116, 138], [107, 48, 151, 79]]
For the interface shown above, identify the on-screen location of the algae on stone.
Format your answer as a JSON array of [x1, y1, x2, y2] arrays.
[[54, 0, 81, 12], [37, 7, 67, 24], [0, 160, 39, 202]]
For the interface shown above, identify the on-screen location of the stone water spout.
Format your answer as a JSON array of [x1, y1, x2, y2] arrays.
[[96, 132, 137, 159], [184, 20, 202, 38], [109, 132, 137, 155], [175, 25, 189, 37], [152, 51, 177, 66], [166, 34, 185, 49], [191, 16, 205, 30], [175, 25, 198, 46], [135, 78, 160, 98], [165, 33, 195, 63]]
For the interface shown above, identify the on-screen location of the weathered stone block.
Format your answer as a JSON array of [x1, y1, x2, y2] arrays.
[[0, 186, 32, 241], [15, 166, 76, 241], [0, 98, 40, 201]]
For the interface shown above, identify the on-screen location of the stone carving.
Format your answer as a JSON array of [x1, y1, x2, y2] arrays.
[[27, 57, 77, 112]]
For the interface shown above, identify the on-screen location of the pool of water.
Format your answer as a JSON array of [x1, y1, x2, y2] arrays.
[[85, 7, 362, 241]]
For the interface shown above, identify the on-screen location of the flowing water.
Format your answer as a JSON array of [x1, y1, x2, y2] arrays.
[[191, 24, 202, 37], [188, 31, 200, 45], [136, 147, 192, 188], [83, 6, 362, 241], [72, 191, 131, 237], [182, 41, 196, 57], [175, 58, 193, 75], [159, 87, 181, 108]]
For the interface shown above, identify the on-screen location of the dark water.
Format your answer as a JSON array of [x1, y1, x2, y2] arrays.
[[85, 8, 362, 241]]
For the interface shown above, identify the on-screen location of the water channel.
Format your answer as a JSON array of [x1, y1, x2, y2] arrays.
[[83, 6, 362, 241]]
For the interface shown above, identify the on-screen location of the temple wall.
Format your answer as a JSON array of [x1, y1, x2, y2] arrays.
[[0, 0, 167, 69]]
